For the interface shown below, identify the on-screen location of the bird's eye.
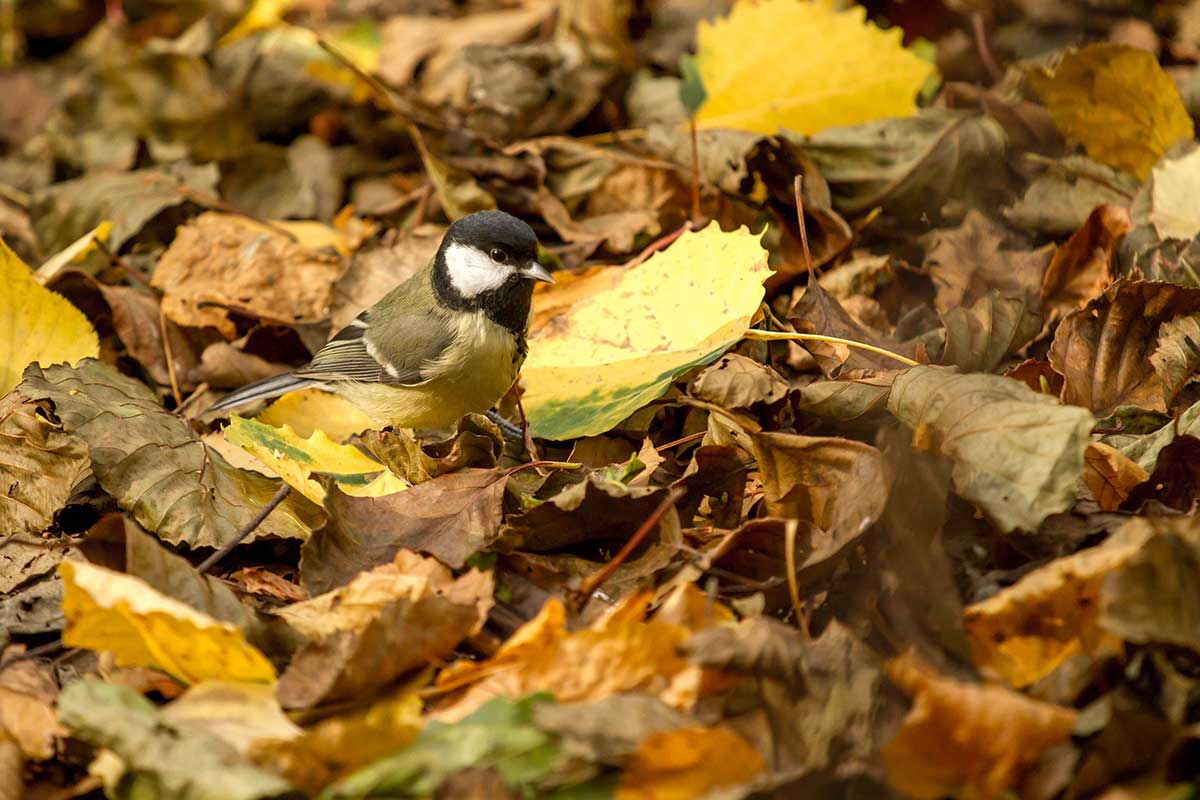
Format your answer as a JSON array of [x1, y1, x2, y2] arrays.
[[490, 248, 509, 264]]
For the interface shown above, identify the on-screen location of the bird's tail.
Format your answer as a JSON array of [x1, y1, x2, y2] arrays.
[[205, 372, 321, 415]]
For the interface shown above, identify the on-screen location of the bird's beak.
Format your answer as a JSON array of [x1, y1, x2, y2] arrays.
[[525, 262, 555, 284]]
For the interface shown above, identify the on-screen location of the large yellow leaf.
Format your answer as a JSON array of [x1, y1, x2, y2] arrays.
[[522, 222, 770, 440], [0, 237, 98, 397], [223, 416, 408, 504], [694, 0, 935, 135], [60, 561, 276, 685], [1028, 43, 1194, 180], [257, 388, 382, 441]]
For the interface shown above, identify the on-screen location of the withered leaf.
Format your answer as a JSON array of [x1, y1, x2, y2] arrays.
[[0, 392, 89, 538], [887, 366, 1094, 532], [1120, 435, 1200, 512], [689, 353, 789, 409], [1040, 204, 1131, 319], [1084, 442, 1149, 512], [790, 280, 914, 376], [302, 468, 507, 594], [1048, 280, 1200, 416], [940, 291, 1042, 373], [15, 359, 321, 550]]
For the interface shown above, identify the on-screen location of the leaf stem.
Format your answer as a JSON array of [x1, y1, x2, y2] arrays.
[[743, 329, 918, 367]]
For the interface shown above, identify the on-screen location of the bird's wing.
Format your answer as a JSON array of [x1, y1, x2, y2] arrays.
[[295, 308, 453, 386]]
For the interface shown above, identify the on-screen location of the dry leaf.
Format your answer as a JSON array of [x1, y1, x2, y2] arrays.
[[1041, 204, 1131, 318], [616, 726, 766, 800], [1084, 442, 1149, 511]]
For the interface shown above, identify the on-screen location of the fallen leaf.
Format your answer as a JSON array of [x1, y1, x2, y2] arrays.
[[1084, 442, 1149, 511], [790, 280, 915, 375], [153, 212, 345, 338], [1005, 156, 1138, 236], [433, 591, 710, 721], [275, 550, 493, 708], [1028, 43, 1193, 179], [0, 236, 98, 397], [0, 393, 89, 538], [616, 726, 765, 800], [59, 560, 276, 685], [233, 567, 308, 603], [302, 468, 508, 593], [162, 680, 302, 755], [358, 414, 503, 485], [887, 366, 1095, 532], [922, 210, 1053, 314], [522, 222, 770, 439], [256, 388, 382, 441], [0, 660, 60, 761], [688, 353, 788, 409], [57, 679, 295, 800], [1041, 204, 1132, 318], [882, 650, 1077, 800], [940, 292, 1042, 373], [1120, 434, 1200, 512], [223, 416, 407, 505], [1048, 280, 1200, 416], [16, 359, 322, 550], [694, 0, 934, 135], [1149, 146, 1200, 241]]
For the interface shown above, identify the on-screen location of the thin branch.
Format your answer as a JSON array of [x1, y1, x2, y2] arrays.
[[743, 329, 918, 367], [198, 484, 292, 573], [971, 12, 1003, 83], [575, 486, 687, 601], [793, 174, 815, 279], [158, 307, 183, 407], [94, 237, 155, 291]]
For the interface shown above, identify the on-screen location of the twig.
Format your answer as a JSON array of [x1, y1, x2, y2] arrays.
[[175, 382, 210, 416], [743, 330, 918, 367], [793, 174, 815, 278], [654, 431, 706, 452], [158, 307, 183, 408], [94, 238, 155, 292], [575, 128, 648, 145], [575, 486, 686, 601], [783, 519, 809, 640], [198, 484, 292, 573], [0, 639, 64, 670], [512, 386, 541, 464], [971, 13, 1003, 83], [625, 221, 693, 269]]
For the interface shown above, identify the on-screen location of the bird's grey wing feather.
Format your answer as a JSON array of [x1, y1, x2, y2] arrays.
[[295, 308, 453, 386]]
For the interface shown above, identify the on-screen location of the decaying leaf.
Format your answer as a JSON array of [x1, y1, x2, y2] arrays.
[[0, 236, 98, 397], [1028, 43, 1194, 179], [16, 359, 322, 550], [0, 392, 89, 537], [522, 222, 770, 440], [60, 560, 276, 685], [887, 366, 1094, 532], [1048, 280, 1200, 416], [939, 291, 1041, 373], [1041, 204, 1131, 319], [882, 650, 1077, 800], [275, 550, 492, 708], [694, 0, 934, 135], [1084, 442, 1149, 511]]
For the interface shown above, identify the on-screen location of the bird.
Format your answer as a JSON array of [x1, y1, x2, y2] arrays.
[[205, 210, 553, 430]]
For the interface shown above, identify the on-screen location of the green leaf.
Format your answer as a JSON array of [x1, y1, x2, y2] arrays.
[[678, 54, 706, 114]]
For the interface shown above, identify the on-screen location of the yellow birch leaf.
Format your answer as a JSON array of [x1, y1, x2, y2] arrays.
[[522, 222, 770, 440], [257, 388, 382, 441], [694, 0, 936, 135], [617, 726, 766, 800], [0, 237, 99, 397], [59, 561, 276, 685], [223, 416, 408, 504], [1028, 43, 1194, 180]]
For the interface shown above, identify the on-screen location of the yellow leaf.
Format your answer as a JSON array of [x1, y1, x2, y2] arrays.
[[522, 222, 770, 440], [962, 521, 1151, 687], [34, 222, 113, 284], [219, 0, 298, 45], [257, 388, 382, 441], [694, 0, 935, 135], [617, 726, 765, 800], [1028, 43, 1193, 179], [0, 237, 99, 397], [882, 651, 1076, 800], [223, 416, 407, 504], [59, 561, 276, 685]]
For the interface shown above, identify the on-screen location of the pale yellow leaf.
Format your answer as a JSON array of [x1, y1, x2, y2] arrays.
[[223, 416, 407, 504], [1150, 147, 1200, 241], [522, 222, 770, 440], [60, 561, 276, 685], [694, 0, 935, 135], [0, 237, 99, 397], [34, 222, 113, 284], [1028, 43, 1194, 180], [257, 388, 382, 441]]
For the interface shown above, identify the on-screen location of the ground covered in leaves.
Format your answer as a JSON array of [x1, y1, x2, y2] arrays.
[[4, 0, 1200, 798]]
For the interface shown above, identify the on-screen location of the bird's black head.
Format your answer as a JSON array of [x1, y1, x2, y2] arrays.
[[433, 210, 552, 334]]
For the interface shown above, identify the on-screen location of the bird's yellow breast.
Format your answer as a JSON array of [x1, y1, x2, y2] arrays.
[[335, 311, 522, 429]]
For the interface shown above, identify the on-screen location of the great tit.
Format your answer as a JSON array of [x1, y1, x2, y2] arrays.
[[206, 210, 554, 429]]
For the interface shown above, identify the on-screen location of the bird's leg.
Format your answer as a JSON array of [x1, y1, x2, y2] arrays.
[[485, 409, 523, 441]]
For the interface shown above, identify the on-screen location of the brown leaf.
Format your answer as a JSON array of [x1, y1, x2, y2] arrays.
[[940, 291, 1042, 373], [232, 567, 308, 603], [882, 651, 1077, 800], [358, 415, 503, 485], [1084, 442, 1149, 511], [1041, 204, 1131, 318], [1004, 359, 1065, 396], [277, 550, 493, 709], [0, 659, 61, 761], [789, 280, 914, 376], [689, 353, 789, 409], [1048, 280, 1200, 415], [153, 212, 345, 338], [301, 468, 508, 594], [0, 393, 89, 539], [923, 210, 1053, 313], [1121, 434, 1200, 512]]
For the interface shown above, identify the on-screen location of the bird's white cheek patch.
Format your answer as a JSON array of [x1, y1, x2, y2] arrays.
[[445, 242, 514, 296]]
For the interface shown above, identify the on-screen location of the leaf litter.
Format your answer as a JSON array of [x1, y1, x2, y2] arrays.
[[3, 1, 1200, 798]]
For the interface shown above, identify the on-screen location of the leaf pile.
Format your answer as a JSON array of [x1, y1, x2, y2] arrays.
[[4, 2, 1200, 799]]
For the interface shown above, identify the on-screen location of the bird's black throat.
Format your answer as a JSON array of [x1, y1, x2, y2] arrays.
[[431, 249, 534, 345]]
